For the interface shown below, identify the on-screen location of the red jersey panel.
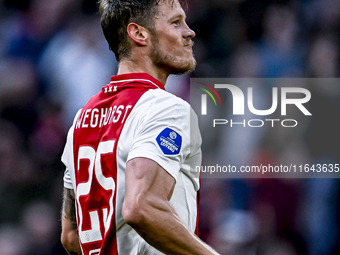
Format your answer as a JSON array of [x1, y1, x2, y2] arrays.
[[72, 73, 165, 254]]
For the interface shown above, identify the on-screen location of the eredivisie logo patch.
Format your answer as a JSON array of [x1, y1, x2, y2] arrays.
[[156, 128, 182, 155]]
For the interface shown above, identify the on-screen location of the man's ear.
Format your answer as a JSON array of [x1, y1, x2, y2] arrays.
[[127, 23, 149, 46]]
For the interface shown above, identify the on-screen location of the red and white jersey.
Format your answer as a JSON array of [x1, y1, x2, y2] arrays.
[[62, 73, 202, 255]]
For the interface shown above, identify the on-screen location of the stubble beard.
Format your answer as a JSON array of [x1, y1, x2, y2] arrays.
[[150, 38, 197, 75]]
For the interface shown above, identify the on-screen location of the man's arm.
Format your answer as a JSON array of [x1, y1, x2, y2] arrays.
[[61, 188, 82, 255], [122, 157, 220, 255]]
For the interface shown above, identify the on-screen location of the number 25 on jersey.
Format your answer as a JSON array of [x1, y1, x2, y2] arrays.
[[76, 140, 116, 244]]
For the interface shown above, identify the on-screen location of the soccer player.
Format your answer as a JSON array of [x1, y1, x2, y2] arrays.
[[60, 0, 220, 254]]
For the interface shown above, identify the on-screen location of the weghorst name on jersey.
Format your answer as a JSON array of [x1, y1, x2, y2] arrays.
[[75, 105, 133, 129]]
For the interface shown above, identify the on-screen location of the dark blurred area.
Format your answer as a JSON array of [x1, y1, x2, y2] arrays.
[[0, 0, 339, 254]]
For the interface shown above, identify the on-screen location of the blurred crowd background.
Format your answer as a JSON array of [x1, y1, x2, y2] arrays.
[[0, 0, 339, 254]]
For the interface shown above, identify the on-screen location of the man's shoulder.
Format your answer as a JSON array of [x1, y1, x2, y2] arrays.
[[128, 89, 191, 132], [146, 89, 190, 108], [137, 89, 191, 123]]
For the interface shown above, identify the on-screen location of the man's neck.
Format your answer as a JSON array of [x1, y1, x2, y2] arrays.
[[117, 59, 169, 85]]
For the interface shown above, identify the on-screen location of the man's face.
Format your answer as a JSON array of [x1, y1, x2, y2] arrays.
[[150, 0, 196, 75]]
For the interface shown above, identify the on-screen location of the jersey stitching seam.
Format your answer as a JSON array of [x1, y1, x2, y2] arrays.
[[110, 79, 161, 89]]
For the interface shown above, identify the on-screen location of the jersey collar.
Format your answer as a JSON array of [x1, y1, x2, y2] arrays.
[[110, 73, 165, 91]]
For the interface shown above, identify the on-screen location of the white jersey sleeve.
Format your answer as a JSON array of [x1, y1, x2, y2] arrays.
[[62, 110, 81, 190], [126, 89, 196, 183]]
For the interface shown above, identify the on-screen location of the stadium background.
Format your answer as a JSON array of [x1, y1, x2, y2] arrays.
[[0, 0, 339, 254]]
